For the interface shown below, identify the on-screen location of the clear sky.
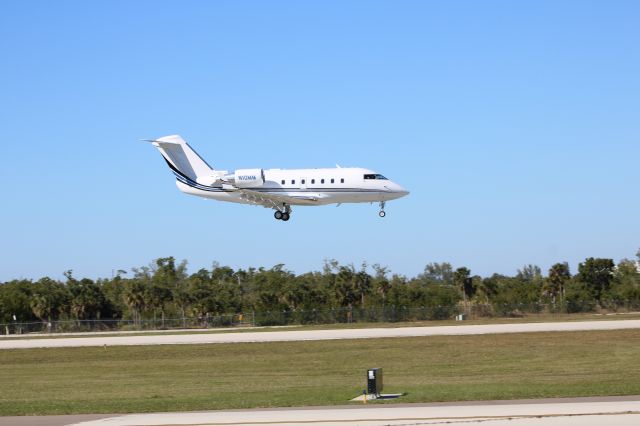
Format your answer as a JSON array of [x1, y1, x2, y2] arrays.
[[1, 1, 638, 282]]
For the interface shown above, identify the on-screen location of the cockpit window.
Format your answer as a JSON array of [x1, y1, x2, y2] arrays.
[[364, 174, 388, 180]]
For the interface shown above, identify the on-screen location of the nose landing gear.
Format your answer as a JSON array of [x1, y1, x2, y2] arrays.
[[378, 201, 386, 218]]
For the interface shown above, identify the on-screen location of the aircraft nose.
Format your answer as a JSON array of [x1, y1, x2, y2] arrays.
[[393, 183, 409, 197]]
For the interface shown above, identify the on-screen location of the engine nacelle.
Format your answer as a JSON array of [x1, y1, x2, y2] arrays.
[[227, 168, 265, 188]]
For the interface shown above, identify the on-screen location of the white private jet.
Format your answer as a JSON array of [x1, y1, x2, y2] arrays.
[[146, 135, 409, 221]]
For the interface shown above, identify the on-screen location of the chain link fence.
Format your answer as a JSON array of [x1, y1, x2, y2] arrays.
[[3, 301, 640, 335]]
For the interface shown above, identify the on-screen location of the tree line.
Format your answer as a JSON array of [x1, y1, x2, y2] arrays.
[[1, 251, 639, 327]]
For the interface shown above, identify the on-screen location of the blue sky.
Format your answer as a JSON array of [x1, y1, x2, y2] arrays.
[[1, 1, 638, 281]]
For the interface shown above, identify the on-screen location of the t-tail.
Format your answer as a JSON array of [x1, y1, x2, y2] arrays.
[[145, 135, 222, 186]]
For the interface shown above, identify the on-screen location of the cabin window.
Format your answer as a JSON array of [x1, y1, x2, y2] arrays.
[[301, 179, 305, 184], [364, 174, 388, 180], [281, 180, 285, 185], [321, 179, 325, 184], [340, 178, 344, 183], [291, 180, 295, 184], [331, 178, 334, 184], [311, 179, 315, 184]]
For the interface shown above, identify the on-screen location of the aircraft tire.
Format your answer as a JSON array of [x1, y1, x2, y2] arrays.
[[281, 213, 290, 221], [379, 211, 386, 218], [274, 211, 283, 220]]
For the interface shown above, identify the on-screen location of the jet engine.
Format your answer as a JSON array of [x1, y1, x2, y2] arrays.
[[225, 168, 265, 188]]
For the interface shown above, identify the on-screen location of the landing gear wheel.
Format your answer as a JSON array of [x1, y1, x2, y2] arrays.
[[274, 211, 283, 220], [378, 201, 386, 217], [281, 213, 290, 221]]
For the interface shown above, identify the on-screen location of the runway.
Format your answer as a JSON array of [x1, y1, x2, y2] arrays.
[[1, 319, 640, 349], [3, 396, 637, 426], [2, 397, 639, 426]]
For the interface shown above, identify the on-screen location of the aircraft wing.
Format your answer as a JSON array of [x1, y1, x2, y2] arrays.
[[237, 188, 324, 208]]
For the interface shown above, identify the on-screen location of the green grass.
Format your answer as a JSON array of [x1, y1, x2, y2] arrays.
[[2, 329, 640, 415]]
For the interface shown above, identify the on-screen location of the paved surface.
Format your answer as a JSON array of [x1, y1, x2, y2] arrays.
[[1, 319, 640, 349], [0, 414, 111, 426], [62, 396, 640, 425], [4, 396, 640, 426], [0, 326, 296, 339]]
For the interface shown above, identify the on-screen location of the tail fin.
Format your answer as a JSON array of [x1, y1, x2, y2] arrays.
[[147, 135, 214, 182]]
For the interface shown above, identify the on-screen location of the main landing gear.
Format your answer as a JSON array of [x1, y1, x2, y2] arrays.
[[378, 201, 386, 218], [274, 204, 292, 221]]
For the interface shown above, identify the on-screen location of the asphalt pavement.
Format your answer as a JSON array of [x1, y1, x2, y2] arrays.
[[1, 319, 640, 349], [3, 396, 639, 426]]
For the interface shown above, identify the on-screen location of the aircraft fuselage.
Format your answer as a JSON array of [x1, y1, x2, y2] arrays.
[[177, 167, 408, 206]]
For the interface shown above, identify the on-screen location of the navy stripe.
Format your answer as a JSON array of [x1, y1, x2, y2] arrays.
[[162, 157, 226, 192], [174, 174, 225, 192], [247, 188, 383, 193], [163, 158, 193, 183], [177, 177, 389, 197]]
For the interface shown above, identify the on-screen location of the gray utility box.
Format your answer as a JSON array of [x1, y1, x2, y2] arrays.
[[367, 368, 383, 396]]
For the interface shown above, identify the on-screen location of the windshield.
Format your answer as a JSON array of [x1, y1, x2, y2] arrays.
[[364, 174, 388, 180]]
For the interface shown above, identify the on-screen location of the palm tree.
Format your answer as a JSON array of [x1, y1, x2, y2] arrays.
[[146, 283, 172, 327], [354, 263, 372, 309], [123, 281, 146, 327], [334, 265, 357, 308], [30, 293, 52, 322], [545, 263, 571, 307], [173, 283, 193, 327]]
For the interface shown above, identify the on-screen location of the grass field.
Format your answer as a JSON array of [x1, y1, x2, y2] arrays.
[[1, 329, 640, 416]]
